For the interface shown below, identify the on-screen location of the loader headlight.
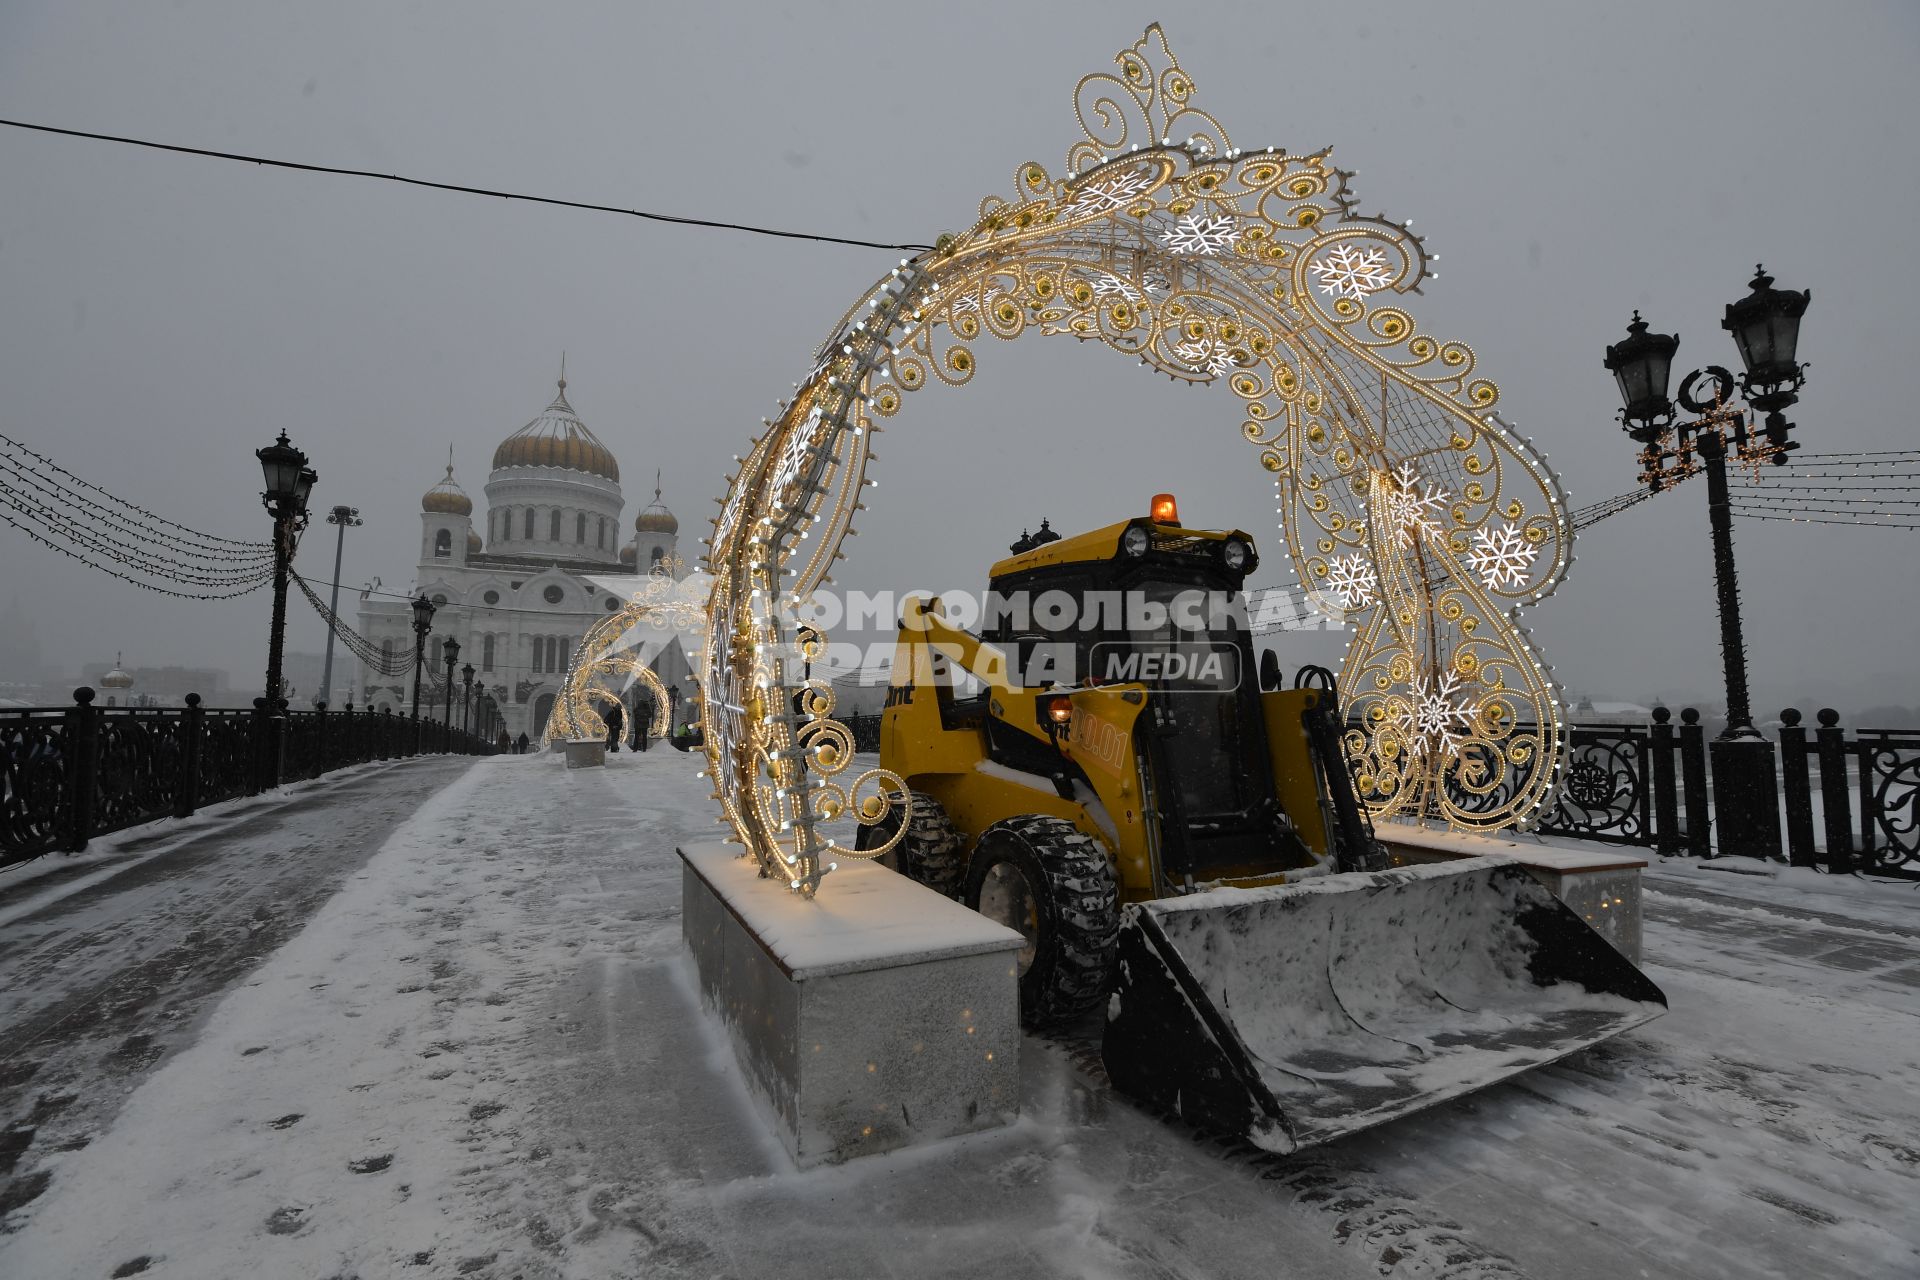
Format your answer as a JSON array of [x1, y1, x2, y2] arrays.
[[1046, 695, 1074, 725], [1121, 525, 1151, 557], [1221, 538, 1253, 573]]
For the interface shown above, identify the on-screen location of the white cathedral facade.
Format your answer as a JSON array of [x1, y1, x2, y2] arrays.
[[355, 371, 691, 741]]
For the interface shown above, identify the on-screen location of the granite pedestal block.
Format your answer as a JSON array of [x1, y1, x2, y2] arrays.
[[563, 739, 607, 769], [679, 842, 1023, 1168]]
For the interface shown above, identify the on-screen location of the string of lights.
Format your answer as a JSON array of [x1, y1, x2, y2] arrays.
[[0, 452, 278, 568], [0, 504, 270, 599], [0, 477, 277, 587], [0, 470, 276, 580], [0, 430, 267, 551], [1758, 470, 1920, 483], [1571, 486, 1658, 531], [0, 118, 933, 254], [289, 566, 414, 676], [1734, 491, 1920, 508], [1730, 504, 1920, 531], [0, 489, 274, 589], [0, 453, 275, 566], [1776, 449, 1920, 463]]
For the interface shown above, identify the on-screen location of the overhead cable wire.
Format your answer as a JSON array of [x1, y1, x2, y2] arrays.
[[0, 118, 935, 254]]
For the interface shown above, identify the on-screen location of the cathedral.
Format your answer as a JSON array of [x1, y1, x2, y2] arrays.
[[355, 370, 692, 740]]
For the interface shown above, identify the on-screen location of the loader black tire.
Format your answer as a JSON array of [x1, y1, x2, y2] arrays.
[[858, 790, 968, 899], [964, 815, 1119, 1030]]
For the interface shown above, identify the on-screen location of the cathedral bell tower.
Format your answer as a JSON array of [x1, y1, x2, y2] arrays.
[[420, 449, 474, 569]]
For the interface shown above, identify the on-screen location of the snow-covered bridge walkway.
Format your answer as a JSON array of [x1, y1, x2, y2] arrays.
[[1, 750, 1915, 1279]]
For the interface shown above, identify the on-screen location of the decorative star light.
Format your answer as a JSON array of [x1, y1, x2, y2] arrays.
[[1466, 522, 1538, 590], [1174, 337, 1237, 378], [1071, 168, 1156, 214], [1401, 671, 1472, 762], [1382, 462, 1451, 546], [1159, 213, 1241, 256], [1312, 242, 1395, 300], [770, 408, 824, 509], [1324, 553, 1378, 609]]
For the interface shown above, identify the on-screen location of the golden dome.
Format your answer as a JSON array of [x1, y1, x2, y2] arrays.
[[633, 478, 677, 535], [422, 459, 473, 516], [466, 529, 483, 553], [492, 375, 620, 483], [101, 652, 134, 690], [619, 541, 637, 566]]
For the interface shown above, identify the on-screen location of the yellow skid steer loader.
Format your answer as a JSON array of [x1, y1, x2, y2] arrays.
[[860, 496, 1665, 1153]]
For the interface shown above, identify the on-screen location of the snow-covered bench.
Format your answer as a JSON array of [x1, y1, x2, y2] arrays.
[[679, 843, 1025, 1167]]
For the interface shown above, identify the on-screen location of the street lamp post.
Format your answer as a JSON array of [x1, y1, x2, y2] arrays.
[[1604, 265, 1810, 859], [461, 663, 475, 740], [256, 430, 317, 790], [410, 593, 436, 752], [441, 636, 461, 751], [318, 505, 363, 708]]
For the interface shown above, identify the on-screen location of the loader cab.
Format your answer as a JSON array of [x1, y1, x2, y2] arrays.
[[982, 500, 1312, 886]]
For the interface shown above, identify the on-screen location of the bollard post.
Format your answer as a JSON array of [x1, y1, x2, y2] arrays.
[[1814, 708, 1854, 874], [1778, 709, 1817, 868], [1679, 708, 1712, 857], [175, 693, 205, 819], [251, 697, 270, 794], [1650, 707, 1682, 855], [64, 686, 100, 852]]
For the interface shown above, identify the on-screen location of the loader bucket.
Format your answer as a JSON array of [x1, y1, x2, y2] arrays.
[[1102, 856, 1666, 1154]]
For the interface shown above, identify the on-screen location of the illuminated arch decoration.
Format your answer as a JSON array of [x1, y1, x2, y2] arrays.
[[547, 567, 707, 744], [703, 25, 1571, 895]]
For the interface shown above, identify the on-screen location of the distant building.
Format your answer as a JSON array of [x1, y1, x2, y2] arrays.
[[1569, 694, 1656, 726], [79, 660, 230, 706], [355, 369, 690, 739]]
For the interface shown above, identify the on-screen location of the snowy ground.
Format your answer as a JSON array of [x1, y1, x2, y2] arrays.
[[1, 750, 1916, 1279]]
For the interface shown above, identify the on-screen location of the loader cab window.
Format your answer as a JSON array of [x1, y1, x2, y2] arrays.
[[1100, 575, 1257, 824]]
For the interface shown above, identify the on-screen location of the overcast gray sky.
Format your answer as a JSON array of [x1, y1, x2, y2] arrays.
[[2, 1, 1915, 714]]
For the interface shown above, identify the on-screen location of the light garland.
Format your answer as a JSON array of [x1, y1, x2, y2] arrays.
[[702, 24, 1576, 893]]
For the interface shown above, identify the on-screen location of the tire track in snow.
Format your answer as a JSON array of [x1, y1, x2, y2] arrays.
[[1044, 1034, 1533, 1279]]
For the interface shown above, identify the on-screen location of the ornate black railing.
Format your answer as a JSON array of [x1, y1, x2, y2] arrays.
[[0, 687, 494, 872], [1357, 705, 1920, 879]]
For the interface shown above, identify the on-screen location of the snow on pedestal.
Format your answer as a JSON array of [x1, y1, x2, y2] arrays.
[[679, 842, 1023, 1168]]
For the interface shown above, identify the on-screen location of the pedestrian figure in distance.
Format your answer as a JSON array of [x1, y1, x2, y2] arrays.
[[605, 701, 624, 753], [634, 700, 652, 753], [495, 728, 510, 754], [515, 731, 530, 755]]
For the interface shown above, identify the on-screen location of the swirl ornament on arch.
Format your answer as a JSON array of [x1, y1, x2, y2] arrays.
[[703, 24, 1574, 894]]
